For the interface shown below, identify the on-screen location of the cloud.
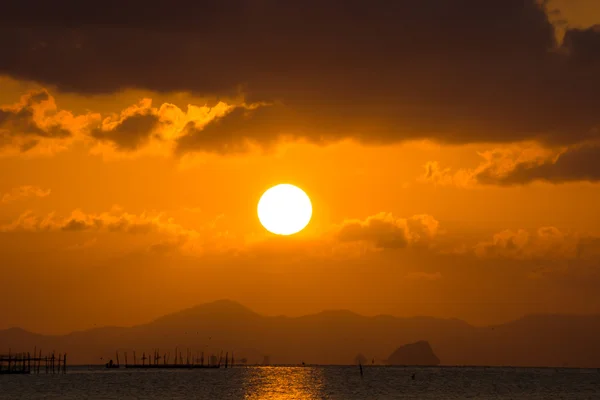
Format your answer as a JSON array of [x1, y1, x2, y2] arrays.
[[90, 99, 160, 151], [420, 162, 456, 186], [87, 98, 235, 156], [562, 25, 600, 63], [0, 90, 78, 154], [419, 160, 481, 188], [474, 141, 600, 185], [419, 141, 600, 186], [5, 204, 598, 265], [0, 1, 598, 151], [0, 90, 68, 137], [88, 98, 239, 155], [175, 104, 301, 155], [0, 88, 242, 157], [336, 212, 439, 250], [0, 209, 199, 242], [0, 208, 255, 256], [1, 185, 51, 203], [474, 227, 600, 260]]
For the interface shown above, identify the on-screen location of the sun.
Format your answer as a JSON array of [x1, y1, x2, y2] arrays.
[[257, 184, 312, 235]]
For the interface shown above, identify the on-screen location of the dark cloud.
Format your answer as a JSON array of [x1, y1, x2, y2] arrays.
[[61, 218, 94, 232], [475, 142, 600, 185], [338, 217, 410, 249], [0, 90, 70, 150], [336, 213, 439, 249], [175, 105, 314, 155], [1, 1, 599, 151], [91, 111, 159, 151], [562, 26, 600, 63]]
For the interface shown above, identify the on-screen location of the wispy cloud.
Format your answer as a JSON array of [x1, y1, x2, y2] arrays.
[[1, 185, 51, 203]]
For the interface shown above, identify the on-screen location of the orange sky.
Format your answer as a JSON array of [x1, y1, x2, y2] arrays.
[[1, 0, 600, 334]]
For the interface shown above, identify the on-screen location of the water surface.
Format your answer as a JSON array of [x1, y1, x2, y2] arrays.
[[2, 366, 599, 399]]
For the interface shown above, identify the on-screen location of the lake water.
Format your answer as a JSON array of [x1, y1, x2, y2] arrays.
[[1, 366, 600, 399]]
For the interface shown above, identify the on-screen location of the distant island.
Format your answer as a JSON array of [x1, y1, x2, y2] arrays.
[[1, 300, 600, 368], [386, 341, 440, 366]]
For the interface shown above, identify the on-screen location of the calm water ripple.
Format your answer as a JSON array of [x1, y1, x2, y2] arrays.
[[1, 366, 600, 399]]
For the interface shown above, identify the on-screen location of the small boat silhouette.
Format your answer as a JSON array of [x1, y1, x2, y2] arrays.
[[105, 352, 120, 368]]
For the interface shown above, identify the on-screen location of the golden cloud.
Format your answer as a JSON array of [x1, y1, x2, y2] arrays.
[[1, 185, 51, 203], [474, 226, 600, 260]]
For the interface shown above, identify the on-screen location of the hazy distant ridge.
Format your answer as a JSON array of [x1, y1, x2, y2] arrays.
[[2, 300, 600, 367]]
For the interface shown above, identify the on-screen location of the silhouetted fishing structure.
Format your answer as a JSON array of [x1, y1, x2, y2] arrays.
[[105, 348, 236, 369], [0, 348, 67, 375]]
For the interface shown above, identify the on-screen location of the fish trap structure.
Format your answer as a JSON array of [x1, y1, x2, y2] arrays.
[[0, 349, 67, 375], [106, 348, 235, 369]]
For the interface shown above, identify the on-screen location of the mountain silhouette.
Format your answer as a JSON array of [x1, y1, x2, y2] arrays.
[[2, 300, 600, 367]]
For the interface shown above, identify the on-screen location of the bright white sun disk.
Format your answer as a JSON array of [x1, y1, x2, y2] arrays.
[[257, 184, 312, 235]]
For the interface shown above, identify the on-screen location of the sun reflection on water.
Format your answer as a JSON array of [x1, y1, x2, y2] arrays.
[[243, 367, 325, 399]]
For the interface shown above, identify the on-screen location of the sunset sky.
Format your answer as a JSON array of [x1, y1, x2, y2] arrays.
[[1, 0, 600, 335]]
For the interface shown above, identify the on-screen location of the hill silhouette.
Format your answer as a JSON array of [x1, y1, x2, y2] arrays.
[[386, 341, 440, 366], [2, 300, 600, 367]]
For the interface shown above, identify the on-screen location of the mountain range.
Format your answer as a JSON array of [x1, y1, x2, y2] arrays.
[[2, 300, 600, 367]]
